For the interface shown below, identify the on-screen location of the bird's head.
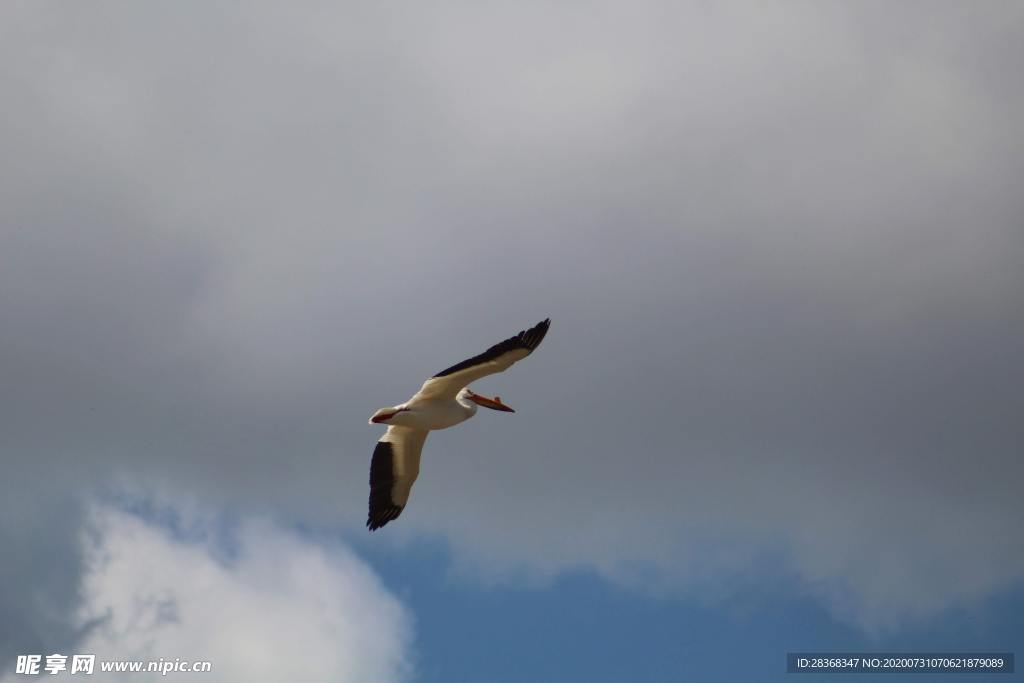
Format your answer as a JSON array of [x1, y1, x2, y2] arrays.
[[460, 388, 515, 412]]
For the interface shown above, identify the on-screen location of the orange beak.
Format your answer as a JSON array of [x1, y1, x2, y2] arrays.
[[467, 390, 515, 412]]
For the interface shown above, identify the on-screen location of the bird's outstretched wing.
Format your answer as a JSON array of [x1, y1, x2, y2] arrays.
[[367, 426, 428, 531], [414, 318, 551, 401]]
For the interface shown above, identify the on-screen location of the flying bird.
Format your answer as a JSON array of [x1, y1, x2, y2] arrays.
[[367, 318, 551, 531]]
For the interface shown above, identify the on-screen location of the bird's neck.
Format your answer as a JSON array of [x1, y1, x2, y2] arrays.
[[455, 394, 478, 416]]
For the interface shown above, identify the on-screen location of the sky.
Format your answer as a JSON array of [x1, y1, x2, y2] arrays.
[[2, 1, 1022, 681]]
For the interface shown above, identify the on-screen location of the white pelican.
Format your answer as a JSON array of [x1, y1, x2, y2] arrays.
[[367, 318, 551, 530]]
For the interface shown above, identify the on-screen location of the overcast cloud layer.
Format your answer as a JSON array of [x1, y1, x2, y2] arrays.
[[2, 0, 1023, 662]]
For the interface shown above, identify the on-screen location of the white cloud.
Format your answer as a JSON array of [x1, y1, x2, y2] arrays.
[[18, 501, 414, 682]]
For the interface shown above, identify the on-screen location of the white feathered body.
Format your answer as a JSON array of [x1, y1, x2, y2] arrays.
[[373, 393, 478, 431]]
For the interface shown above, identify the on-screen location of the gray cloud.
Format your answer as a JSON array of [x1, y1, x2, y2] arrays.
[[2, 0, 1022, 651]]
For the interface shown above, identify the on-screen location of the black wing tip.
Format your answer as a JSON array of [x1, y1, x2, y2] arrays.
[[368, 440, 404, 531], [432, 317, 552, 378], [366, 505, 403, 531], [521, 318, 551, 350]]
